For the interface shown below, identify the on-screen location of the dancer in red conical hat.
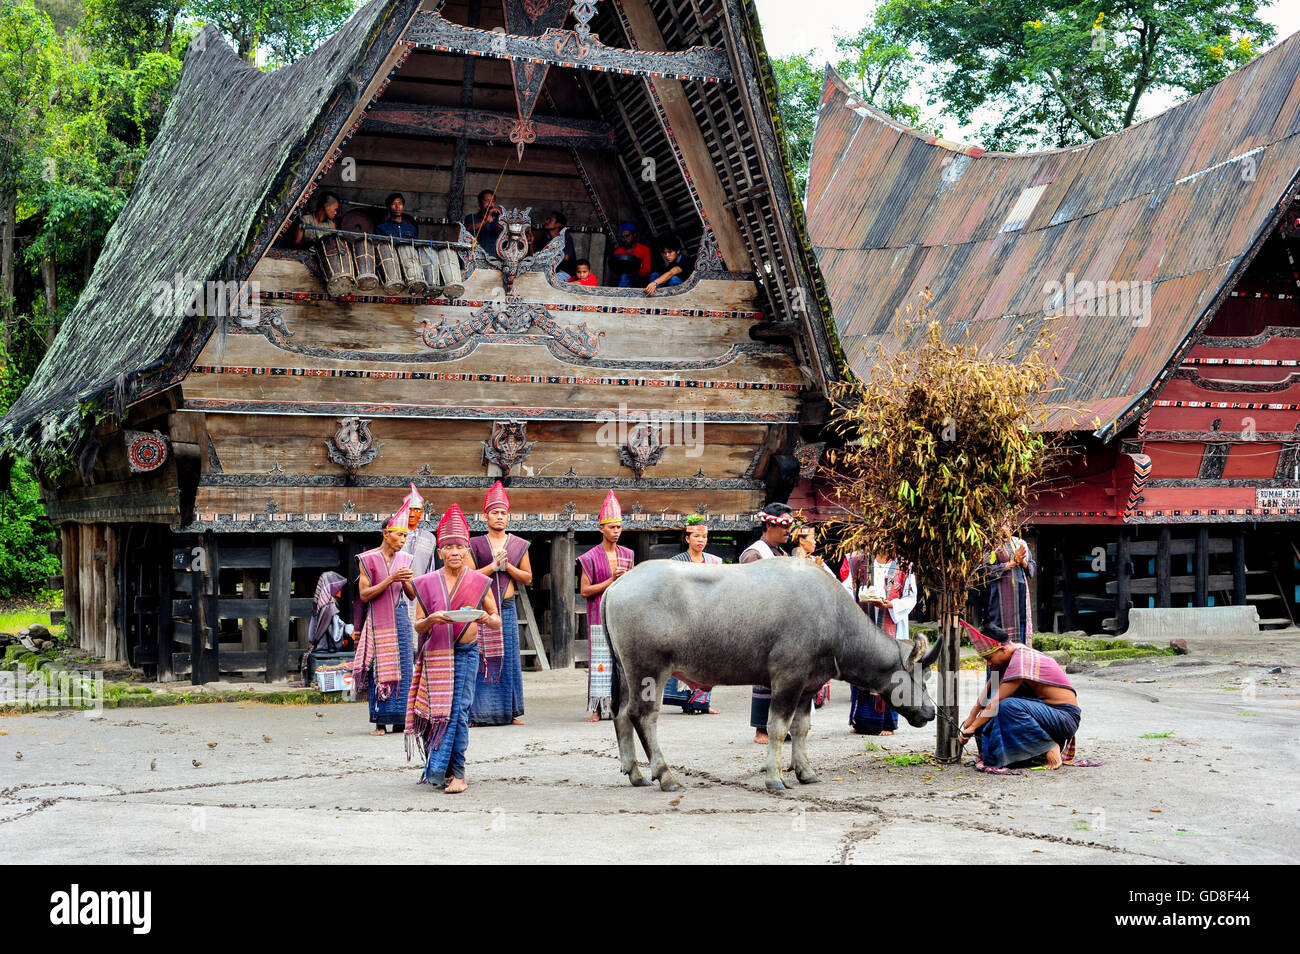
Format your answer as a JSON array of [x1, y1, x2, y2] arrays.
[[579, 491, 634, 721], [469, 480, 532, 726], [407, 501, 501, 794], [354, 499, 417, 736], [400, 483, 437, 576]]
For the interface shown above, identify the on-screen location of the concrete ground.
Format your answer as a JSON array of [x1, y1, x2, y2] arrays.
[[2, 632, 1298, 864]]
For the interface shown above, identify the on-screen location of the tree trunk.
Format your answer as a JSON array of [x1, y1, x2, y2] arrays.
[[933, 588, 962, 763], [40, 250, 57, 346], [1, 191, 15, 358]]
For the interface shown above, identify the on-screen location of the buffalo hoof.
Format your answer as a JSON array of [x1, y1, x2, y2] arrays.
[[659, 776, 682, 793], [627, 768, 650, 787], [764, 778, 787, 793], [797, 773, 822, 785]]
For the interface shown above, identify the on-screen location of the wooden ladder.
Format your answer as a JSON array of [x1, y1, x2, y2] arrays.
[[515, 586, 550, 671]]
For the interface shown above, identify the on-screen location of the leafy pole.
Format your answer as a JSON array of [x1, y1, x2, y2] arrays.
[[820, 293, 1075, 762]]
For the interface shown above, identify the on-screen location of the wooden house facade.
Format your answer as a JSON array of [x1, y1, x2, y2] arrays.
[[0, 0, 841, 680], [804, 47, 1300, 635]]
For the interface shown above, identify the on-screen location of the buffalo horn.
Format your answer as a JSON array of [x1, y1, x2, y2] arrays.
[[905, 634, 928, 671]]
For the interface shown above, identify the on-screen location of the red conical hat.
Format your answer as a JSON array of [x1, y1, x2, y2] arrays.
[[483, 480, 510, 514], [598, 490, 622, 525], [405, 482, 426, 511], [436, 503, 470, 547], [386, 500, 410, 530]]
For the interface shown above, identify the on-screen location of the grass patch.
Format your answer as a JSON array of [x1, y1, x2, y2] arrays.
[[1031, 633, 1176, 662], [862, 741, 880, 752], [881, 752, 933, 767], [1141, 731, 1174, 739], [1238, 711, 1259, 718], [0, 605, 64, 638]]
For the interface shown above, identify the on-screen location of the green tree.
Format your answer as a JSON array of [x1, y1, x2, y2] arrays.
[[188, 0, 356, 64], [822, 296, 1075, 762], [0, 457, 60, 600], [879, 0, 1276, 150]]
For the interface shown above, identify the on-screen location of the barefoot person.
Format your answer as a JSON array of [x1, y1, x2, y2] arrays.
[[407, 505, 500, 794], [578, 491, 634, 722], [468, 481, 532, 726], [980, 521, 1036, 646], [960, 629, 1081, 772], [842, 549, 917, 736], [741, 503, 795, 744], [663, 515, 722, 714], [353, 504, 418, 736]]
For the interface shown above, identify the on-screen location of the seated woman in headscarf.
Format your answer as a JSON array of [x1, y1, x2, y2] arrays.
[[663, 515, 722, 714], [960, 628, 1083, 773], [309, 572, 353, 652]]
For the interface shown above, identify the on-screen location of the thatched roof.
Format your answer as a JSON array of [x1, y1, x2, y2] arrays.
[[806, 33, 1300, 437], [1, 0, 418, 461]]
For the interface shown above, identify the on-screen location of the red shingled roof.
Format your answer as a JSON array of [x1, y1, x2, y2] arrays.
[[806, 33, 1300, 437]]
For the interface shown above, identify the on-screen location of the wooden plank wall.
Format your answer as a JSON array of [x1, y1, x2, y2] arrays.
[[61, 523, 122, 662]]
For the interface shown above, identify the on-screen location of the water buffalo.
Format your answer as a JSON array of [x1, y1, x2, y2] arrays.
[[603, 557, 940, 792]]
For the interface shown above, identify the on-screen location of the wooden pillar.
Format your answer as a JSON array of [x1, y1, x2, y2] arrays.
[[1156, 527, 1172, 607], [191, 533, 219, 685], [156, 553, 173, 681], [446, 0, 481, 222], [1060, 539, 1077, 632], [61, 526, 77, 647], [1195, 526, 1210, 607], [1233, 531, 1247, 605], [631, 531, 650, 566], [267, 536, 293, 682], [1115, 529, 1132, 634], [104, 525, 120, 663], [549, 531, 575, 669], [1036, 530, 1055, 634], [241, 570, 261, 650]]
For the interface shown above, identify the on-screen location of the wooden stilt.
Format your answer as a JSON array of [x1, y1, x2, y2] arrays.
[[1060, 540, 1077, 632], [157, 552, 173, 681], [267, 536, 293, 681], [549, 531, 575, 669], [1195, 526, 1210, 607], [1233, 532, 1247, 605], [1116, 529, 1132, 634], [1156, 527, 1172, 607], [242, 570, 261, 651]]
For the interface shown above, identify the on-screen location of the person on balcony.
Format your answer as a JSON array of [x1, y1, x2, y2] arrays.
[[463, 188, 502, 253], [609, 222, 651, 287], [536, 210, 577, 280], [376, 193, 418, 240], [644, 234, 694, 295], [293, 192, 340, 246], [567, 259, 598, 286]]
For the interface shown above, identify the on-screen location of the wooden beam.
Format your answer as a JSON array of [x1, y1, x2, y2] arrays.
[[267, 537, 293, 682], [1059, 544, 1077, 631], [447, 0, 482, 223], [549, 531, 575, 668], [405, 11, 733, 83], [1233, 532, 1247, 605], [363, 103, 617, 150], [242, 570, 261, 651], [157, 551, 173, 681]]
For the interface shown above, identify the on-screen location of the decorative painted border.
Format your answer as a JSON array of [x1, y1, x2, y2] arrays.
[[183, 397, 799, 424], [190, 363, 801, 392], [1152, 399, 1300, 411], [1142, 430, 1300, 441], [1197, 326, 1300, 348], [1145, 478, 1300, 488], [180, 510, 762, 534], [1229, 290, 1295, 300], [1183, 357, 1299, 367], [199, 473, 763, 490]]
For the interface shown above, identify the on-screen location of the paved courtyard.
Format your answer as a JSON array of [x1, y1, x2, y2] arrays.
[[2, 632, 1298, 864]]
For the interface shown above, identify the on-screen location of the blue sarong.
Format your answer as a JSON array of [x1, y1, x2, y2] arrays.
[[422, 642, 479, 783], [849, 686, 898, 734], [977, 697, 1081, 767], [469, 598, 525, 725], [664, 676, 711, 713], [369, 603, 413, 728]]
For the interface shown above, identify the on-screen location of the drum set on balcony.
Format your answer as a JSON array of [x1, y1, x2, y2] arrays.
[[314, 229, 466, 300]]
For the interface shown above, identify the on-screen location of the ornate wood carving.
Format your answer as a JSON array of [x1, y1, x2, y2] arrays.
[[420, 296, 603, 359], [362, 103, 616, 150], [326, 417, 382, 480], [1198, 442, 1230, 479], [792, 440, 825, 479], [404, 11, 733, 83], [482, 420, 536, 478], [619, 423, 665, 479], [125, 430, 170, 474]]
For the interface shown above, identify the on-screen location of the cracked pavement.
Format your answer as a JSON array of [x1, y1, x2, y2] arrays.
[[2, 634, 1298, 864]]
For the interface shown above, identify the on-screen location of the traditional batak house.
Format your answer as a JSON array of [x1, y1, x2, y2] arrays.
[[0, 0, 840, 680], [804, 41, 1300, 635]]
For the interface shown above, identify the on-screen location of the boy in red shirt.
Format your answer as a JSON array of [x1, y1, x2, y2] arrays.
[[567, 259, 598, 286]]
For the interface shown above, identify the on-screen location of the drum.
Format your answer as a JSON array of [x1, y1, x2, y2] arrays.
[[437, 247, 465, 300], [352, 234, 378, 291], [398, 243, 426, 295], [416, 246, 443, 297], [317, 234, 356, 297], [376, 238, 404, 295]]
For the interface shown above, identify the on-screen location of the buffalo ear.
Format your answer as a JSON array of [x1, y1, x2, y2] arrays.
[[921, 636, 942, 668], [905, 635, 927, 671]]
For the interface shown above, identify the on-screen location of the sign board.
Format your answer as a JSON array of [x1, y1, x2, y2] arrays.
[[1256, 487, 1300, 507]]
